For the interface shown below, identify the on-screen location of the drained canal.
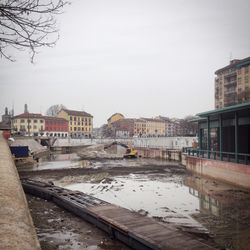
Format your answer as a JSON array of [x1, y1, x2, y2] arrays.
[[19, 153, 250, 250]]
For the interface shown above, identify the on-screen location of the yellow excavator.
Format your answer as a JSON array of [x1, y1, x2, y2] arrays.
[[104, 141, 138, 159], [124, 147, 138, 159]]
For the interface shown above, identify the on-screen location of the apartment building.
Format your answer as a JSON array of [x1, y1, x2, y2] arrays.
[[156, 116, 176, 136], [44, 116, 68, 137], [111, 118, 135, 137], [143, 118, 165, 137], [107, 113, 124, 127], [134, 119, 146, 137], [57, 109, 93, 138], [215, 57, 250, 108], [12, 113, 45, 136]]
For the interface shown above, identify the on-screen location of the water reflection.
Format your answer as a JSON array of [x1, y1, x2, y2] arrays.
[[64, 173, 206, 230], [21, 153, 250, 249], [20, 153, 91, 171], [189, 187, 220, 217], [185, 176, 250, 250]]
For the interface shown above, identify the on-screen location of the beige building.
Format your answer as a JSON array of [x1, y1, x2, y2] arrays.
[[57, 109, 93, 138], [12, 113, 45, 136], [143, 118, 165, 137], [134, 119, 146, 137], [107, 113, 124, 127], [215, 57, 250, 108]]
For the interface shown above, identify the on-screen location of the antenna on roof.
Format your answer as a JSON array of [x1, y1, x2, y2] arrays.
[[229, 52, 233, 62], [12, 101, 14, 116]]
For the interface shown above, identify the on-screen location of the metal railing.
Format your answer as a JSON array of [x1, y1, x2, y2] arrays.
[[182, 147, 250, 165]]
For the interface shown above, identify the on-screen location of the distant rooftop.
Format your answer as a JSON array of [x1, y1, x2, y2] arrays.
[[61, 109, 93, 117], [107, 113, 124, 122], [13, 113, 43, 119], [215, 56, 250, 75]]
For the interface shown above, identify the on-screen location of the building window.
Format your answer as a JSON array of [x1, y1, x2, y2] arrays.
[[33, 125, 37, 129], [20, 119, 25, 123], [34, 120, 37, 123], [245, 75, 249, 83], [40, 120, 44, 123], [20, 125, 26, 130]]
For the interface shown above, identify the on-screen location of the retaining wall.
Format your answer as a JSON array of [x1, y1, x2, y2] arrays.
[[136, 147, 181, 161], [0, 132, 40, 249], [185, 155, 250, 189]]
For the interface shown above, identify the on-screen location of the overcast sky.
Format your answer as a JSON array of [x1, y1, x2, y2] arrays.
[[1, 0, 250, 127]]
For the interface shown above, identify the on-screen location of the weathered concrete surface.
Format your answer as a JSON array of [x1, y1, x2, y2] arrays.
[[0, 132, 40, 250], [136, 147, 181, 161], [185, 155, 250, 189]]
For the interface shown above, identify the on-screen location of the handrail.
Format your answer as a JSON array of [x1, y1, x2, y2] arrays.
[[183, 147, 250, 165]]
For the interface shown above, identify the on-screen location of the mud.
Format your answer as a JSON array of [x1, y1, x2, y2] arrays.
[[19, 154, 250, 250], [27, 194, 131, 250]]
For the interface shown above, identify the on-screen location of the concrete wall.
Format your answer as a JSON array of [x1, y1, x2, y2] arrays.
[[0, 132, 40, 249], [185, 155, 250, 189], [54, 136, 197, 150], [136, 147, 181, 161]]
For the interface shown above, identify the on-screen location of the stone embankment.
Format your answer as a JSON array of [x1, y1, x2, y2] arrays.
[[0, 132, 40, 250]]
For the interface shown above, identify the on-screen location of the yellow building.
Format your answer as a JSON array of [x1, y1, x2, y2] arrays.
[[107, 113, 124, 127], [143, 118, 165, 137], [215, 57, 250, 108], [57, 109, 93, 138], [12, 113, 45, 136]]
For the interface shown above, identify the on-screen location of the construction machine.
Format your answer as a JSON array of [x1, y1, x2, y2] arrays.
[[104, 141, 138, 159]]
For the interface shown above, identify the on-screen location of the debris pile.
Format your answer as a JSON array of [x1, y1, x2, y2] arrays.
[[77, 144, 123, 160]]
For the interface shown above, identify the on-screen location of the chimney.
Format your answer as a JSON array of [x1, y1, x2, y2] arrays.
[[24, 104, 28, 113]]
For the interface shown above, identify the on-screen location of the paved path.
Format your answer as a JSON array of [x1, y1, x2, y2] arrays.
[[0, 132, 40, 250]]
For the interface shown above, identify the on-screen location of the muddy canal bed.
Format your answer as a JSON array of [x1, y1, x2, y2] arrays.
[[19, 153, 250, 250]]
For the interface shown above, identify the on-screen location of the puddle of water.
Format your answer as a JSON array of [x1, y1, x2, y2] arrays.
[[24, 155, 250, 250], [20, 153, 92, 171], [38, 231, 84, 250], [64, 173, 205, 230], [63, 173, 250, 250]]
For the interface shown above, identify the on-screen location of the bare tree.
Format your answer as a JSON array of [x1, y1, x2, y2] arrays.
[[0, 0, 68, 62], [46, 104, 66, 116]]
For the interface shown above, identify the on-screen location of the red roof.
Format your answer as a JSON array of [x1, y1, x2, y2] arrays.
[[61, 109, 93, 117], [44, 116, 68, 122], [13, 113, 44, 119]]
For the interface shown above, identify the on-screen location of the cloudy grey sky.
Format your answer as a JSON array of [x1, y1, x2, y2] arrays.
[[1, 0, 250, 127]]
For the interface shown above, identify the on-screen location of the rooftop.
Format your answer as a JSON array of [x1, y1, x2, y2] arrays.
[[107, 113, 124, 121], [44, 116, 68, 122], [196, 102, 250, 117], [61, 109, 93, 117], [215, 56, 250, 75], [13, 113, 44, 119]]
